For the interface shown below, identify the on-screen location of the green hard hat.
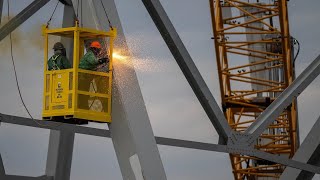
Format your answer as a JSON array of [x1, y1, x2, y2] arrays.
[[53, 42, 65, 50]]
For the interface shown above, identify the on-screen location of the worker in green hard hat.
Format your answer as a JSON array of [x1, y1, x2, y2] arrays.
[[48, 42, 71, 70]]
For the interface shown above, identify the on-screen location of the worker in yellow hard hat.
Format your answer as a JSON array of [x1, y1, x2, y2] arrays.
[[48, 42, 71, 70], [78, 41, 109, 110]]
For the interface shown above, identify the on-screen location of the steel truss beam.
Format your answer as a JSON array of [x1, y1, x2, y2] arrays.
[[280, 114, 320, 180], [0, 153, 5, 176], [2, 114, 320, 174], [245, 54, 320, 145], [1, 175, 52, 180], [0, 0, 50, 42], [0, 0, 3, 25], [0, 114, 111, 137], [42, 2, 76, 180], [141, 0, 232, 143], [72, 0, 167, 179], [58, 0, 71, 6], [156, 137, 228, 153], [45, 131, 74, 180], [1, 114, 225, 152]]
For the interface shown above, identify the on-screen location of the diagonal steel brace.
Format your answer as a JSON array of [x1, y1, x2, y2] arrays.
[[244, 54, 320, 145], [0, 0, 50, 42]]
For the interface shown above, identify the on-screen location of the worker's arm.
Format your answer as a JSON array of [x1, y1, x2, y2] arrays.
[[79, 51, 100, 70], [86, 51, 100, 65]]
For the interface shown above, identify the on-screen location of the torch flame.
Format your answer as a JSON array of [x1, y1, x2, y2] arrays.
[[113, 52, 128, 60]]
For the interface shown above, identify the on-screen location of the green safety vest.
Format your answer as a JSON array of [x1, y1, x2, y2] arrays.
[[48, 54, 71, 70]]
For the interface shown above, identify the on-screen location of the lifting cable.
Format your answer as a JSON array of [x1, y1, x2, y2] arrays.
[[46, 0, 60, 28], [80, 0, 83, 27], [99, 0, 113, 57], [100, 0, 113, 30], [76, 0, 113, 30], [7, 0, 61, 128], [74, 0, 113, 111], [75, 0, 84, 27], [86, 0, 114, 110], [76, 0, 80, 23]]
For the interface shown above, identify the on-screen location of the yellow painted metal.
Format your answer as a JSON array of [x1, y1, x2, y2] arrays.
[[42, 23, 117, 123], [209, 0, 297, 179]]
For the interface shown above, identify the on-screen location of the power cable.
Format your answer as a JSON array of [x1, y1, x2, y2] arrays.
[[7, 0, 62, 128], [7, 1, 33, 120], [293, 38, 300, 64]]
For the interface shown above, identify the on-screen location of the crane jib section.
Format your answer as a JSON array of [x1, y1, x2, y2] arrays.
[[209, 0, 298, 179]]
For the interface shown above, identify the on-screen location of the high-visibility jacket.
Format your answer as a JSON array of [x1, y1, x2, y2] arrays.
[[79, 50, 100, 71], [48, 54, 71, 70]]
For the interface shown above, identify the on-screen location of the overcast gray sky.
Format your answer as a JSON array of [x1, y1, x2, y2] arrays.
[[1, 0, 320, 179]]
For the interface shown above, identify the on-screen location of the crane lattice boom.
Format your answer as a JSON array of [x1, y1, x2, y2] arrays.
[[209, 0, 298, 179]]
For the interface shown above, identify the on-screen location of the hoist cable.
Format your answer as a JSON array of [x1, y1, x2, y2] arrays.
[[46, 0, 60, 28], [80, 0, 83, 27], [76, 0, 80, 21], [7, 0, 62, 128], [100, 0, 113, 30]]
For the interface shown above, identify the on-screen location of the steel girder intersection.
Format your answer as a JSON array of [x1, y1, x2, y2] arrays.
[[224, 53, 320, 175], [141, 0, 320, 176]]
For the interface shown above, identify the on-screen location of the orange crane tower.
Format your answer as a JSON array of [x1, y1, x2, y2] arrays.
[[209, 0, 298, 179]]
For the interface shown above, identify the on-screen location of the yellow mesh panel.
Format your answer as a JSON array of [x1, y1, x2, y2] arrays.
[[46, 74, 50, 93], [68, 93, 72, 109], [77, 94, 108, 112], [69, 72, 73, 90], [52, 105, 65, 110], [78, 72, 109, 93], [77, 72, 109, 113], [45, 95, 49, 110]]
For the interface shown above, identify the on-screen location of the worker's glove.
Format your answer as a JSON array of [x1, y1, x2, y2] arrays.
[[98, 57, 109, 64]]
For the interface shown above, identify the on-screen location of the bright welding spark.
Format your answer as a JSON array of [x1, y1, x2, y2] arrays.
[[113, 52, 128, 61], [112, 50, 166, 73]]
